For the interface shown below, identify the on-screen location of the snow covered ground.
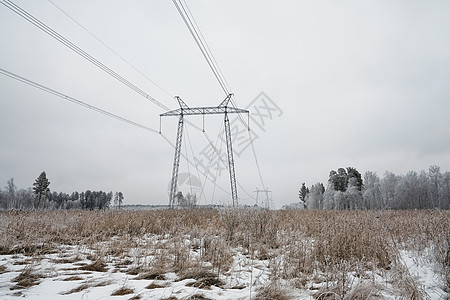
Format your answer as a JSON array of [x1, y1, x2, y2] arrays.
[[0, 240, 447, 299]]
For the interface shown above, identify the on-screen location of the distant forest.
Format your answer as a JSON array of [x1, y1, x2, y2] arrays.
[[1, 166, 449, 210], [300, 165, 449, 210], [0, 171, 124, 210]]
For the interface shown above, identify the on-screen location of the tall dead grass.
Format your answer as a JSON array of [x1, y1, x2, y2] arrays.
[[0, 208, 448, 297]]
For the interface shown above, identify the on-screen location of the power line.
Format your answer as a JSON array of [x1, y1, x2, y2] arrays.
[[0, 0, 170, 111], [0, 67, 159, 134], [172, 1, 260, 192], [202, 130, 256, 201], [184, 125, 208, 204], [160, 132, 231, 196], [0, 66, 232, 197], [0, 68, 158, 134], [2, 0, 263, 204], [47, 0, 174, 99], [171, 0, 261, 200], [2, 0, 208, 134], [249, 131, 265, 189], [180, 0, 231, 94], [172, 0, 229, 95]]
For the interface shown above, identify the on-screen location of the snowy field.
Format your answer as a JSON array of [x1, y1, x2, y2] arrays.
[[0, 209, 448, 299]]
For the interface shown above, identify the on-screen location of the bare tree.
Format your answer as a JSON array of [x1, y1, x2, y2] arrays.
[[114, 192, 124, 209], [6, 178, 17, 209]]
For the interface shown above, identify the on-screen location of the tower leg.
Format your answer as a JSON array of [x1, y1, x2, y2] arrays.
[[169, 114, 184, 208], [224, 113, 238, 207]]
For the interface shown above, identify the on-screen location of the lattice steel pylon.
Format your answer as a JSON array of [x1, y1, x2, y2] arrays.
[[160, 94, 249, 208]]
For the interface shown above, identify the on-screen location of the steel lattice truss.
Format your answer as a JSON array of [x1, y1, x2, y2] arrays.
[[160, 94, 249, 208], [160, 96, 249, 117]]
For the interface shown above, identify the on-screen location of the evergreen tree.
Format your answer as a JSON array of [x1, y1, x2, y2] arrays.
[[299, 183, 309, 208], [329, 168, 348, 192], [347, 167, 363, 191], [32, 171, 50, 208], [175, 191, 184, 207]]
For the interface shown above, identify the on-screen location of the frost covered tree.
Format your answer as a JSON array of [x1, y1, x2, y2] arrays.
[[16, 188, 34, 209], [439, 172, 450, 209], [33, 172, 50, 209], [320, 166, 448, 210], [380, 171, 399, 209], [114, 192, 124, 209], [323, 183, 335, 209], [327, 167, 363, 209], [0, 187, 4, 209], [184, 193, 197, 208], [428, 165, 441, 208], [176, 192, 197, 208], [307, 183, 325, 209], [362, 171, 382, 209], [346, 177, 363, 209], [393, 171, 430, 209], [5, 178, 17, 209]]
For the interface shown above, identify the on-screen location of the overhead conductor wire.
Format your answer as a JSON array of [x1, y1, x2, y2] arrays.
[[0, 66, 231, 196], [0, 0, 170, 110], [47, 0, 174, 99], [1, 0, 257, 200], [0, 67, 159, 134], [172, 0, 229, 95], [172, 0, 262, 200]]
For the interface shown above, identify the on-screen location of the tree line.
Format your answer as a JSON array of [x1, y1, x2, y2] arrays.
[[0, 171, 124, 210], [301, 165, 450, 210]]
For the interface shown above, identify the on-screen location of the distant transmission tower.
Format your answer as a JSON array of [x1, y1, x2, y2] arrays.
[[160, 94, 249, 208], [254, 188, 273, 209]]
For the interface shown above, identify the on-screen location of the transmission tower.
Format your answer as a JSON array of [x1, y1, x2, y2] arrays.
[[254, 188, 273, 209], [160, 94, 249, 208]]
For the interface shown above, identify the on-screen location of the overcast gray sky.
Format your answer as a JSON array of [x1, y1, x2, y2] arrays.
[[1, 0, 449, 208]]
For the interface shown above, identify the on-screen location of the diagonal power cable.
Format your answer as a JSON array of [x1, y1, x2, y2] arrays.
[[47, 0, 174, 99], [172, 0, 229, 95], [0, 67, 159, 133], [0, 66, 232, 196], [0, 0, 170, 111]]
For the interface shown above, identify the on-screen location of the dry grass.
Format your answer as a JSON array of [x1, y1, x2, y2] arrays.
[[182, 294, 212, 300], [62, 275, 83, 281], [62, 283, 89, 294], [134, 269, 166, 280], [0, 264, 7, 274], [111, 286, 134, 296], [145, 282, 170, 289], [178, 267, 223, 289], [78, 258, 107, 272], [254, 282, 291, 300], [344, 282, 383, 299], [0, 209, 448, 298], [10, 266, 42, 290], [61, 278, 112, 295], [185, 276, 223, 289]]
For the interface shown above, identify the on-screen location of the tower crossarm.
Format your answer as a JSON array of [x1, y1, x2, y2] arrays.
[[160, 94, 248, 117], [160, 106, 248, 117]]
